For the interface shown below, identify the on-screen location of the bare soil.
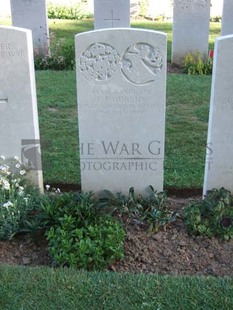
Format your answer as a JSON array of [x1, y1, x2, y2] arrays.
[[0, 196, 232, 276], [167, 63, 184, 74]]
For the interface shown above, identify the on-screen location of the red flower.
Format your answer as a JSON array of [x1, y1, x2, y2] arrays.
[[209, 49, 214, 58]]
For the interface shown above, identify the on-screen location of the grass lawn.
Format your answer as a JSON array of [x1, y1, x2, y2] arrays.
[[0, 266, 232, 309]]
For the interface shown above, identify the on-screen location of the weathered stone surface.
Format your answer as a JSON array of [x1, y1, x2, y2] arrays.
[[10, 0, 49, 57], [75, 28, 167, 194], [204, 35, 233, 195], [172, 0, 211, 64], [94, 0, 130, 29], [221, 0, 233, 35], [0, 26, 43, 191]]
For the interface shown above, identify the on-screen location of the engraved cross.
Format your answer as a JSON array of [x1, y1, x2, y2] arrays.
[[104, 10, 120, 27]]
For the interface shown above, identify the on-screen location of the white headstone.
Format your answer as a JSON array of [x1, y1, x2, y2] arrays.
[[203, 35, 233, 195], [94, 0, 130, 29], [10, 0, 49, 57], [172, 0, 211, 65], [221, 0, 233, 36], [75, 28, 167, 195], [0, 26, 43, 191]]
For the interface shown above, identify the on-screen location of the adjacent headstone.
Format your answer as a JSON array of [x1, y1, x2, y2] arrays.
[[203, 35, 233, 195], [172, 0, 211, 65], [10, 0, 49, 57], [221, 0, 233, 35], [94, 0, 130, 29], [75, 28, 167, 194], [0, 26, 43, 191]]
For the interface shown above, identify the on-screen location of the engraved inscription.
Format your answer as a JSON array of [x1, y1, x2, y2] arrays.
[[79, 43, 120, 83], [121, 43, 163, 85], [78, 87, 163, 118], [0, 43, 25, 59]]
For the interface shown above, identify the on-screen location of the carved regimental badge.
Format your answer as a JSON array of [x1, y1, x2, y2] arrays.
[[121, 43, 163, 85], [80, 42, 163, 85], [79, 43, 121, 83]]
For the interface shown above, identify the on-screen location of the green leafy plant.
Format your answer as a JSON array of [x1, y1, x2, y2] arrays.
[[46, 217, 125, 270], [0, 156, 41, 240], [183, 52, 213, 75], [141, 188, 177, 233], [33, 192, 126, 270], [20, 192, 95, 235], [210, 16, 222, 22], [98, 186, 177, 233], [184, 188, 233, 240], [47, 1, 93, 20]]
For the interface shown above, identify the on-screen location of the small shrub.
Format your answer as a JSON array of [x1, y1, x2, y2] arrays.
[[36, 192, 125, 270], [183, 52, 213, 75], [184, 188, 233, 240], [0, 156, 41, 240], [98, 186, 177, 233], [46, 217, 125, 270]]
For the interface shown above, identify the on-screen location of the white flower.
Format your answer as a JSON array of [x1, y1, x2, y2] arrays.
[[0, 155, 5, 160], [20, 170, 26, 175], [24, 197, 29, 204], [2, 180, 10, 190], [3, 201, 13, 208], [45, 184, 50, 191], [15, 163, 21, 169], [14, 156, 19, 161], [0, 165, 9, 173], [18, 186, 24, 196], [55, 188, 61, 194]]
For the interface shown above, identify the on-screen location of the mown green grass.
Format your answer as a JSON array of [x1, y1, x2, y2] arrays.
[[165, 74, 211, 188], [36, 71, 79, 184], [0, 266, 232, 309]]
